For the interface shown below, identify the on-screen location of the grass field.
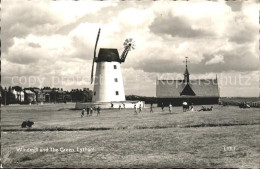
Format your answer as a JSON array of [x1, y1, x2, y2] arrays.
[[1, 103, 260, 167]]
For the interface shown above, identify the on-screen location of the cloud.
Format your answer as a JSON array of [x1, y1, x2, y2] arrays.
[[1, 1, 61, 53], [150, 14, 214, 38], [56, 2, 126, 35], [205, 54, 224, 65], [225, 1, 242, 12], [5, 34, 75, 65], [28, 42, 41, 48], [226, 15, 258, 44]]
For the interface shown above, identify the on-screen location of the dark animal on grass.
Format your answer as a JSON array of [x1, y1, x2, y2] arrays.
[[21, 120, 34, 128]]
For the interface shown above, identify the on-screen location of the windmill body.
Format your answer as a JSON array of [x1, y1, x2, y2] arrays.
[[92, 48, 125, 102], [75, 29, 144, 109]]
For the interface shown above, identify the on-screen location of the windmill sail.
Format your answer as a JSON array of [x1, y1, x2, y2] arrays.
[[120, 38, 135, 62], [91, 28, 101, 84]]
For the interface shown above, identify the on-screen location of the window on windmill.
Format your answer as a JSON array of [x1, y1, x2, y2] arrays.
[[114, 65, 117, 69], [115, 91, 119, 95], [114, 78, 118, 82]]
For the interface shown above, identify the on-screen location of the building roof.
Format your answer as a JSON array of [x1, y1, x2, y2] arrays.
[[32, 88, 41, 92], [96, 48, 121, 62], [24, 90, 35, 94], [42, 89, 52, 93], [12, 86, 23, 92], [156, 79, 219, 98], [180, 84, 195, 96]]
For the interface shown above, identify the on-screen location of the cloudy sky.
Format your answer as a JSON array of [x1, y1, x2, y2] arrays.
[[1, 0, 259, 97]]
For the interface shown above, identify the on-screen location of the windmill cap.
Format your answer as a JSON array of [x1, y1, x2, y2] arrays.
[[96, 48, 121, 62]]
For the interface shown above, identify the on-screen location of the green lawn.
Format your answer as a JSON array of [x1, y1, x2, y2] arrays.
[[1, 104, 260, 167]]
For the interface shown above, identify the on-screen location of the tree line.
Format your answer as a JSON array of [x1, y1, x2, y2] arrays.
[[0, 85, 93, 105]]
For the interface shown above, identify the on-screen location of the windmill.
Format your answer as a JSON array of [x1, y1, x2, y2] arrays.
[[90, 29, 135, 102]]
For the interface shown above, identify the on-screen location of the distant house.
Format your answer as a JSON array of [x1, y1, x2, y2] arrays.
[[12, 86, 24, 102], [63, 91, 72, 102], [42, 88, 65, 103], [28, 87, 45, 103], [24, 89, 36, 103], [42, 88, 52, 102], [55, 88, 65, 103], [156, 59, 220, 106]]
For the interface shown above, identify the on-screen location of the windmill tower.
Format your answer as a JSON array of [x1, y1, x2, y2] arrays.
[[90, 29, 135, 102]]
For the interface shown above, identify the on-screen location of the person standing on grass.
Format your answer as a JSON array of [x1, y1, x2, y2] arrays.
[[123, 103, 125, 109], [81, 109, 85, 118], [134, 105, 137, 114], [97, 106, 101, 116], [150, 103, 153, 113], [93, 106, 96, 116], [190, 103, 194, 111], [161, 102, 164, 111], [86, 106, 90, 116], [139, 104, 142, 113], [169, 103, 172, 113], [90, 106, 93, 116], [119, 105, 122, 110]]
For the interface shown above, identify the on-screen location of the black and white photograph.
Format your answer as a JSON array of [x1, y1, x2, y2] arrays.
[[1, 0, 259, 168]]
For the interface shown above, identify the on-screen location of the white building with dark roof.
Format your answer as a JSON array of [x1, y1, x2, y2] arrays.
[[156, 58, 220, 106], [12, 86, 24, 102]]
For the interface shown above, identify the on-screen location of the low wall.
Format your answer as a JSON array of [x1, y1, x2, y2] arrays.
[[157, 97, 219, 106], [75, 101, 145, 110]]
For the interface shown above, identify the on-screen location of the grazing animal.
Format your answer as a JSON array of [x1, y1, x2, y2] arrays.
[[21, 121, 27, 128], [21, 120, 34, 128]]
